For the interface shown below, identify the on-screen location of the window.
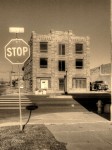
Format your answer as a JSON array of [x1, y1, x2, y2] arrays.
[[40, 42, 48, 52], [73, 78, 86, 88], [58, 60, 65, 71], [76, 59, 83, 69], [59, 44, 65, 55], [59, 78, 64, 90], [40, 58, 48, 68], [75, 43, 83, 54]]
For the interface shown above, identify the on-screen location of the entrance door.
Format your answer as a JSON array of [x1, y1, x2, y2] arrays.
[[41, 80, 48, 89]]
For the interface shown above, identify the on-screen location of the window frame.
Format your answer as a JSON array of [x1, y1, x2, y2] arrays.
[[59, 44, 65, 55], [73, 78, 87, 89], [40, 42, 48, 52], [58, 60, 65, 71], [40, 58, 48, 68], [75, 59, 83, 69], [75, 43, 83, 54], [59, 78, 64, 90]]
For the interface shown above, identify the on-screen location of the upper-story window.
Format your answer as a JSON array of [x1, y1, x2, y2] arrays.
[[75, 43, 83, 54], [76, 59, 83, 69], [59, 44, 65, 55], [58, 60, 65, 71], [40, 58, 48, 68], [40, 42, 48, 52]]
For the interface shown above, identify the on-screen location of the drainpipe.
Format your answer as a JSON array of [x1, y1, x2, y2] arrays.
[[64, 70, 68, 95]]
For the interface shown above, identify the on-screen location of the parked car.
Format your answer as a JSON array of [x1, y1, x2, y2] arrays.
[[90, 81, 108, 91]]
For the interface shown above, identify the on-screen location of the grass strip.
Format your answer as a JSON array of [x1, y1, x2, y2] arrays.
[[0, 124, 67, 150]]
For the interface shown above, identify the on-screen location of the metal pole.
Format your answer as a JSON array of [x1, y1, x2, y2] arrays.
[[16, 33, 22, 130], [10, 71, 12, 87], [10, 65, 13, 87], [18, 64, 22, 131], [65, 70, 68, 95]]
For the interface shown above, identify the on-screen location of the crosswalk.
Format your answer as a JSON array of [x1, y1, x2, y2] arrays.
[[0, 96, 32, 109], [0, 95, 88, 112]]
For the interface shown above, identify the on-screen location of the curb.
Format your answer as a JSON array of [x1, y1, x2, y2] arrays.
[[0, 120, 110, 127]]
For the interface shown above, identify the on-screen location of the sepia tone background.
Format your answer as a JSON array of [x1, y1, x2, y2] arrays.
[[0, 0, 110, 80]]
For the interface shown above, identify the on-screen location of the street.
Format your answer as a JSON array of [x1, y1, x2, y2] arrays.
[[0, 94, 111, 150]]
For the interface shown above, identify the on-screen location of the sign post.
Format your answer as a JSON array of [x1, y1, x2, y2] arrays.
[[18, 65, 22, 131], [5, 37, 30, 131]]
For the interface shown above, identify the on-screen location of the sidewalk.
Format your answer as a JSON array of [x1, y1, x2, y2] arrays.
[[0, 108, 111, 150], [47, 122, 112, 150], [0, 105, 110, 126]]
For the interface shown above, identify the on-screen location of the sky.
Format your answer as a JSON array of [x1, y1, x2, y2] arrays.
[[0, 0, 111, 80]]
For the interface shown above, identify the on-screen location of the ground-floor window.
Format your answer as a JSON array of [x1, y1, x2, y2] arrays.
[[59, 78, 64, 90], [73, 78, 87, 88]]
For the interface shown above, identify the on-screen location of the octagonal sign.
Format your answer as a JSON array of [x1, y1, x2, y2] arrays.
[[5, 39, 30, 64]]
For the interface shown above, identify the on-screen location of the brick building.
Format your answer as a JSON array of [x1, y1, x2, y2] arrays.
[[90, 63, 111, 90], [23, 30, 90, 94]]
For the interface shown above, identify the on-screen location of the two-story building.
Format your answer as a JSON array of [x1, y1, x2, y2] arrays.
[[23, 30, 90, 94]]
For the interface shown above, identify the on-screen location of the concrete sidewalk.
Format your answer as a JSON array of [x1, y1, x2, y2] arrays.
[[0, 109, 111, 150], [0, 108, 110, 127], [47, 122, 112, 150]]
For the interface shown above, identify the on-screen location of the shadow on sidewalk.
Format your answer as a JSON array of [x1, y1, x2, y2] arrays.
[[74, 98, 110, 121]]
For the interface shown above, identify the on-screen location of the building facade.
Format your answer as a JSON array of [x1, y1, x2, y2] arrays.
[[90, 63, 111, 90], [23, 30, 90, 94]]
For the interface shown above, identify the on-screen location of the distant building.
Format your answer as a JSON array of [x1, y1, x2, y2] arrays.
[[23, 30, 90, 94], [90, 63, 111, 90]]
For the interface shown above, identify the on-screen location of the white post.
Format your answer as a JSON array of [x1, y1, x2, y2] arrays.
[[18, 65, 22, 131]]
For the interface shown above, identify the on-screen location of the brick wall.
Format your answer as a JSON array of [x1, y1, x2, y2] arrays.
[[24, 30, 90, 93]]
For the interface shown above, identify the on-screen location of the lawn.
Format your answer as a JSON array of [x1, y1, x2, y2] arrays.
[[0, 124, 67, 150]]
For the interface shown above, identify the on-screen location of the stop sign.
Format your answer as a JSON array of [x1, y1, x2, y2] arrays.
[[5, 39, 30, 64]]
